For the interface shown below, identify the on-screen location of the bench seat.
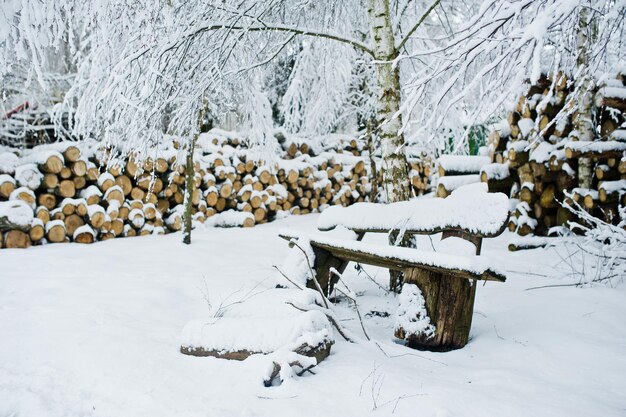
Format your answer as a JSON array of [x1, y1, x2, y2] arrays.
[[280, 231, 506, 282]]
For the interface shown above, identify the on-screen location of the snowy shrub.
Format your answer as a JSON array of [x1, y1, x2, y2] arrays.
[[394, 283, 435, 340], [558, 195, 626, 287]]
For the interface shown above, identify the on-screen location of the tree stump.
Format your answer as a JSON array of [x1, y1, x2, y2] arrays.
[[397, 267, 477, 351]]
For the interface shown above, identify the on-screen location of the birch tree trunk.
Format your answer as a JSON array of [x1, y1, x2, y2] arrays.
[[368, 0, 411, 203], [182, 137, 196, 245], [182, 104, 209, 245], [574, 4, 596, 190]]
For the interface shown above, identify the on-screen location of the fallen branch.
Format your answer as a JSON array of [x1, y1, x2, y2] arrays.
[[286, 301, 356, 343]]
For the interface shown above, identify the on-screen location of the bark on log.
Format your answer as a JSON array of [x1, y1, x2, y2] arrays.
[[398, 267, 477, 351]]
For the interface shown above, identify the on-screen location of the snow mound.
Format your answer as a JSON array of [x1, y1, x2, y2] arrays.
[[0, 200, 34, 227], [180, 289, 333, 356], [395, 283, 435, 340], [318, 183, 509, 236]]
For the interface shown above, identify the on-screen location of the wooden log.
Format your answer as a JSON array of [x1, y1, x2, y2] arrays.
[[73, 176, 87, 190], [56, 180, 76, 198], [508, 149, 529, 166], [59, 166, 72, 179], [0, 176, 15, 198], [86, 166, 99, 181], [71, 160, 87, 177], [11, 187, 36, 207], [115, 175, 133, 196], [253, 207, 266, 223], [399, 267, 477, 351], [4, 230, 31, 248], [539, 184, 558, 208], [111, 218, 124, 236], [41, 173, 59, 189], [40, 154, 64, 174], [89, 207, 106, 229], [29, 220, 45, 242], [46, 220, 67, 243], [73, 225, 95, 244], [62, 146, 81, 163], [36, 207, 50, 224], [37, 193, 56, 210], [98, 174, 115, 192], [64, 214, 85, 237], [130, 187, 145, 201], [583, 193, 596, 210], [105, 186, 124, 206]]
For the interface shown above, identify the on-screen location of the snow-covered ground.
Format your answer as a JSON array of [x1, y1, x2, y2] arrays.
[[1, 214, 625, 416]]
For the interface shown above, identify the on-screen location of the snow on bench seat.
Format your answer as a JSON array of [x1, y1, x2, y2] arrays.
[[180, 289, 333, 360], [318, 183, 508, 237], [280, 231, 506, 282]]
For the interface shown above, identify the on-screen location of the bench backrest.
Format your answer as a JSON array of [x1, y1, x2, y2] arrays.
[[317, 183, 509, 254]]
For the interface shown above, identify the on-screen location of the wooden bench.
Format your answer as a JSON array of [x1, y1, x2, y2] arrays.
[[280, 183, 509, 351]]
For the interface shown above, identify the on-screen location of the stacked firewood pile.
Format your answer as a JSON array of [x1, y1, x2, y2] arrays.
[[435, 155, 490, 198], [1, 130, 422, 248], [408, 156, 432, 196], [484, 70, 626, 237]]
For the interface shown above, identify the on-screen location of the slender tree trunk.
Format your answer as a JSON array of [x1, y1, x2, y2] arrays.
[[575, 4, 596, 190], [367, 0, 412, 204], [182, 103, 210, 244], [366, 118, 379, 201], [182, 136, 196, 245], [369, 0, 414, 291]]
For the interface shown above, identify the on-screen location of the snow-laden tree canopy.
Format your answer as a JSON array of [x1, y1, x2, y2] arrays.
[[1, 0, 624, 157]]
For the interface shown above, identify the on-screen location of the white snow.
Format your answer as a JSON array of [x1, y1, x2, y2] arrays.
[[565, 140, 626, 154], [73, 224, 96, 240], [518, 118, 535, 137], [284, 230, 505, 279], [14, 163, 43, 190], [599, 86, 626, 99], [97, 172, 115, 188], [80, 185, 103, 199], [0, 152, 19, 174], [319, 183, 509, 236], [87, 204, 105, 217], [205, 209, 254, 228], [481, 163, 510, 180], [530, 141, 557, 163], [0, 199, 34, 226], [438, 155, 490, 174], [599, 180, 626, 194], [9, 187, 36, 208], [181, 289, 332, 355], [0, 214, 625, 416], [394, 283, 435, 340], [437, 174, 481, 191], [0, 173, 16, 186], [611, 130, 626, 142], [44, 219, 65, 233]]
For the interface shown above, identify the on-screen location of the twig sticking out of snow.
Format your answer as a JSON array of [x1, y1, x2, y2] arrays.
[[285, 301, 356, 343]]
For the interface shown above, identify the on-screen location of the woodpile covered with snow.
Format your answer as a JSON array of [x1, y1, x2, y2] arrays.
[[484, 70, 626, 237], [0, 130, 432, 248]]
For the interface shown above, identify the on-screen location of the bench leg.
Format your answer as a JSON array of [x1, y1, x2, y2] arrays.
[[306, 232, 365, 296], [396, 267, 477, 351], [307, 247, 348, 296]]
